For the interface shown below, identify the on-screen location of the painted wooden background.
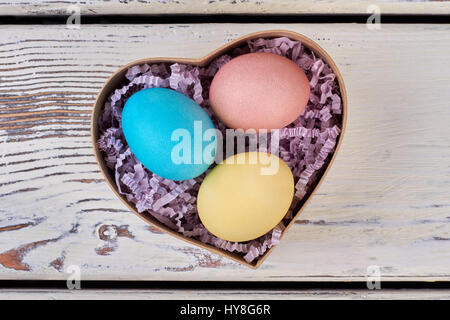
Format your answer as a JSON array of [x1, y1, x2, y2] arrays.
[[0, 24, 450, 282], [0, 0, 449, 15]]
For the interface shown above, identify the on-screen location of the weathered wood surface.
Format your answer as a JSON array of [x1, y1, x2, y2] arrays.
[[1, 289, 450, 300], [0, 24, 450, 281], [1, 0, 449, 16]]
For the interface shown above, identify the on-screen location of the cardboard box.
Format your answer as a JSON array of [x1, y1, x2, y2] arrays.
[[91, 30, 348, 268]]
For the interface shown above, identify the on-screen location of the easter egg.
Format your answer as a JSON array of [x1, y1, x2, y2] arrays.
[[209, 52, 310, 132], [197, 152, 294, 242], [121, 87, 217, 181]]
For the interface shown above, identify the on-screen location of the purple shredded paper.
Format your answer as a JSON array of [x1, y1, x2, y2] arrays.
[[97, 37, 343, 264]]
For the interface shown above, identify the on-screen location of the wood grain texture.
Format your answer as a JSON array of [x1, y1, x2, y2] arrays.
[[1, 289, 450, 300], [0, 24, 450, 281], [0, 0, 449, 16]]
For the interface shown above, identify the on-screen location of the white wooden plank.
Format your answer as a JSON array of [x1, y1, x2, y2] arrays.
[[0, 0, 448, 16], [0, 24, 449, 281], [1, 289, 449, 300]]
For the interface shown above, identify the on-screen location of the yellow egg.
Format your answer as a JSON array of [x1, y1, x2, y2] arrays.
[[197, 152, 294, 242]]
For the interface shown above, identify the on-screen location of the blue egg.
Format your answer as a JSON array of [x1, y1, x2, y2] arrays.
[[122, 88, 217, 181]]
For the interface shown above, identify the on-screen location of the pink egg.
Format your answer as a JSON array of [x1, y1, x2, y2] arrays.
[[209, 52, 310, 132]]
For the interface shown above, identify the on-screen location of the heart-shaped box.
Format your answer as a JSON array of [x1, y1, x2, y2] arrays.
[[91, 30, 347, 268]]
